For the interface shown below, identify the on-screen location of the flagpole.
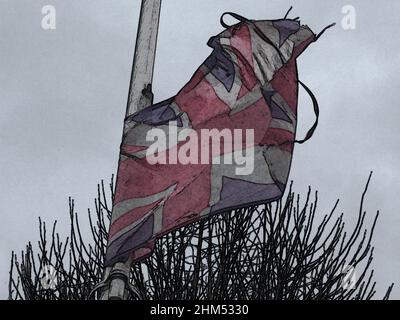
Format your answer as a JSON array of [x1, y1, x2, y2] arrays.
[[100, 0, 162, 300], [126, 0, 162, 117]]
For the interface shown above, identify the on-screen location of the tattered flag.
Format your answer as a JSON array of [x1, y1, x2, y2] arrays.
[[105, 13, 331, 266]]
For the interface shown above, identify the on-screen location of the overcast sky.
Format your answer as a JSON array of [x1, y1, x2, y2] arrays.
[[1, 0, 399, 299]]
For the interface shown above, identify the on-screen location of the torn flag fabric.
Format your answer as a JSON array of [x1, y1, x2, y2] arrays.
[[105, 13, 322, 266]]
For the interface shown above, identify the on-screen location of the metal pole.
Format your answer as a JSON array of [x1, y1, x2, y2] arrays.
[[126, 0, 162, 117], [100, 0, 162, 300]]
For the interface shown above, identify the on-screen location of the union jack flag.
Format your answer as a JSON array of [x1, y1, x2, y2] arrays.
[[105, 13, 320, 266]]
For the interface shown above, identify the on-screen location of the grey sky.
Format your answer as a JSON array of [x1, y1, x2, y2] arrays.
[[1, 0, 399, 299]]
